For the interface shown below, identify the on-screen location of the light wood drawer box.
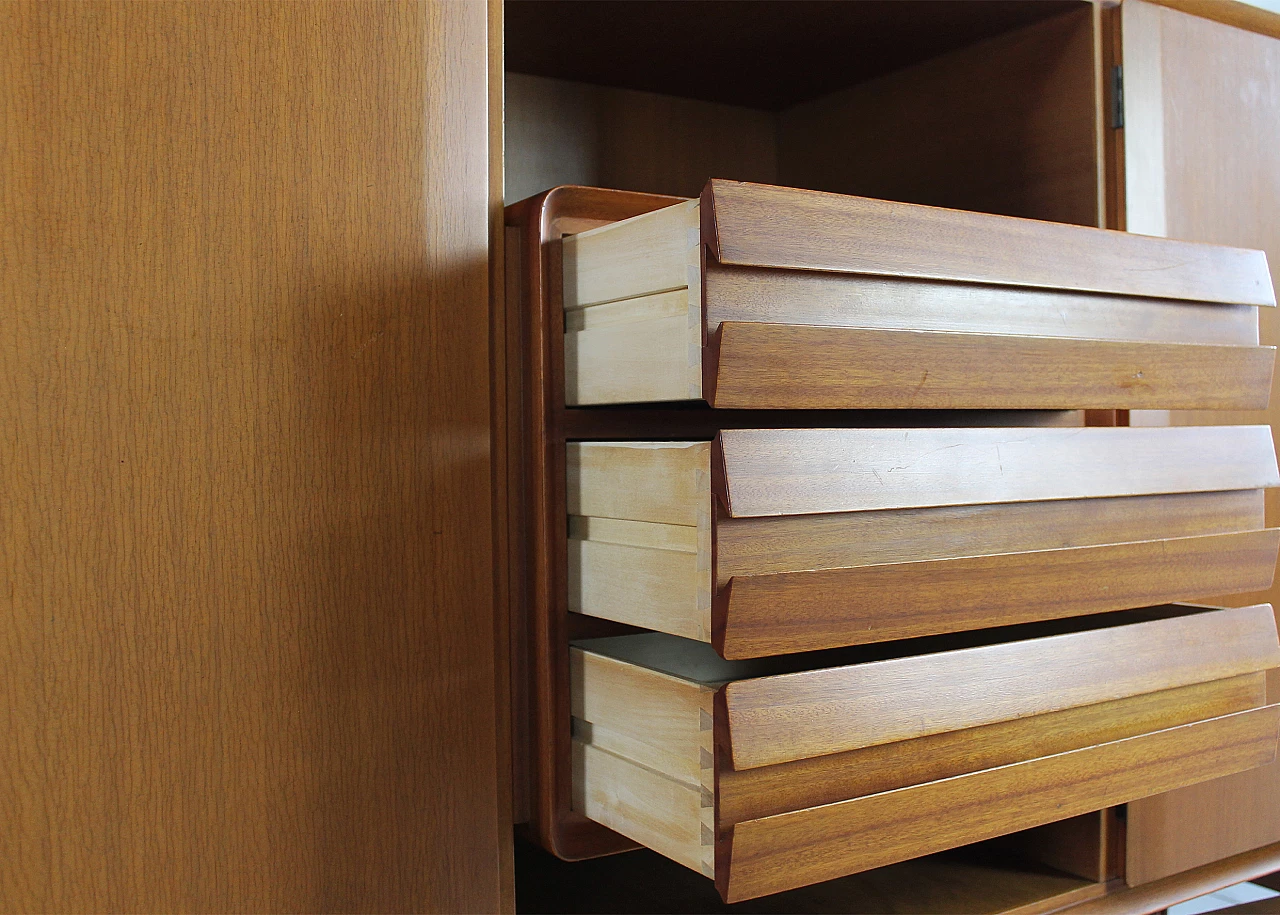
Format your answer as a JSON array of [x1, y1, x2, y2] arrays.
[[564, 180, 1276, 409], [568, 425, 1280, 658], [571, 604, 1280, 902]]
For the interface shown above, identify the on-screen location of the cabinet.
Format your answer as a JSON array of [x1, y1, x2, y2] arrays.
[[501, 1, 1280, 912]]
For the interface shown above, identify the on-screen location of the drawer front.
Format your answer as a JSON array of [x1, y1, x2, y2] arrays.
[[717, 603, 1280, 769], [718, 706, 1279, 901], [570, 606, 1280, 902], [563, 181, 1275, 409], [568, 427, 1280, 656]]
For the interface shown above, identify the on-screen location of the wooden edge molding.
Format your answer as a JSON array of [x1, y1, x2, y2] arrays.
[[505, 187, 685, 863], [1141, 0, 1280, 41], [706, 322, 1276, 411], [702, 179, 1276, 307]]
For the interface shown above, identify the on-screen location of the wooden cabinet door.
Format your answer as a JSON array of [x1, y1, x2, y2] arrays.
[[0, 3, 509, 911], [1116, 0, 1280, 886]]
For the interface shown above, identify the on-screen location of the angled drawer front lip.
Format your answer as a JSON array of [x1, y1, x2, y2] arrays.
[[706, 322, 1277, 411], [701, 179, 1277, 307], [715, 528, 1280, 657], [716, 705, 1280, 903], [718, 603, 1280, 770], [716, 674, 1269, 826], [715, 425, 1280, 518]]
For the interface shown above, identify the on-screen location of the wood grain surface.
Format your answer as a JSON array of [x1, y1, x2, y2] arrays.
[[0, 3, 505, 911], [1072, 842, 1280, 914], [706, 323, 1274, 410], [716, 530, 1280, 657], [778, 6, 1101, 227], [715, 426, 1280, 518], [719, 604, 1280, 768], [717, 706, 1280, 902], [504, 72, 777, 203], [702, 179, 1276, 306], [718, 674, 1266, 825], [704, 263, 1263, 345], [568, 441, 709, 526], [1120, 0, 1280, 885], [716, 489, 1267, 589]]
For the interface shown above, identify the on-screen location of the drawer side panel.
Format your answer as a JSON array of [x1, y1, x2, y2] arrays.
[[572, 742, 709, 874], [568, 441, 710, 526], [569, 537, 707, 641], [563, 200, 698, 309]]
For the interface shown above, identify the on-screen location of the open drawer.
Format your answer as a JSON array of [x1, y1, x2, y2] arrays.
[[563, 180, 1276, 409], [570, 604, 1280, 902], [568, 425, 1280, 658]]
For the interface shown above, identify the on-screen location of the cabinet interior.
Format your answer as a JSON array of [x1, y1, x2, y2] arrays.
[[505, 0, 1103, 227], [503, 1, 1126, 908]]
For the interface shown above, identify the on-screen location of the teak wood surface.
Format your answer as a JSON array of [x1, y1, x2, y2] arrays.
[[714, 426, 1280, 518], [715, 489, 1267, 588], [719, 603, 1280, 768], [702, 179, 1275, 307], [718, 674, 1266, 825], [2, 3, 507, 912], [716, 706, 1280, 901], [566, 605, 1280, 902], [717, 530, 1280, 656], [707, 322, 1275, 411]]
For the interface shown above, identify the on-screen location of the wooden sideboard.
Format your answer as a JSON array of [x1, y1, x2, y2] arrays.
[[4, 2, 1278, 912], [501, 1, 1280, 912]]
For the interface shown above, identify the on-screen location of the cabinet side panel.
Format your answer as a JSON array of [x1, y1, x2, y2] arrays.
[[0, 3, 503, 912]]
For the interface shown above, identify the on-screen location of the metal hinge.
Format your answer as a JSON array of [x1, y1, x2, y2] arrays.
[[1111, 65, 1124, 129]]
